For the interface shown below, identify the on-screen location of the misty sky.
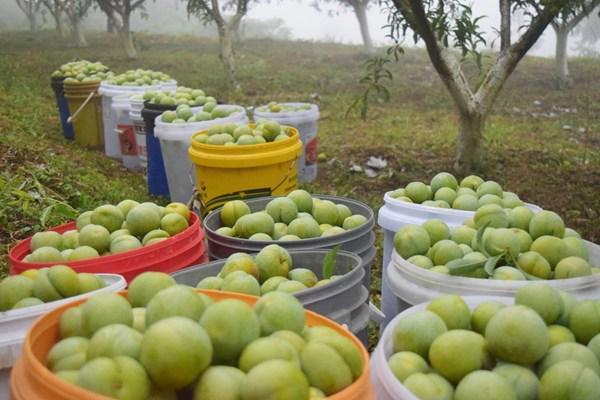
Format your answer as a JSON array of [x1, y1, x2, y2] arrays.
[[247, 1, 561, 57]]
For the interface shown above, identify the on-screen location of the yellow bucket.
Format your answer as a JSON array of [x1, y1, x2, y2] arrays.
[[188, 127, 302, 214], [64, 82, 104, 150]]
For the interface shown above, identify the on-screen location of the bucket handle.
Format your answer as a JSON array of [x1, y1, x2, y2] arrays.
[[67, 91, 95, 124]]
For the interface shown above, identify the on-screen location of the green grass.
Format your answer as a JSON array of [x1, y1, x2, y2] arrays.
[[1, 31, 599, 346]]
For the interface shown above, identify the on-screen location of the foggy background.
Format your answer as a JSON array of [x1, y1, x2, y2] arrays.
[[0, 0, 598, 57]]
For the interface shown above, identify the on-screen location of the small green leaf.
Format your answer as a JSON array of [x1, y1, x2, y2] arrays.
[[446, 258, 486, 276], [515, 262, 543, 281], [322, 245, 341, 279], [484, 253, 505, 276], [476, 221, 491, 257], [40, 205, 54, 227]]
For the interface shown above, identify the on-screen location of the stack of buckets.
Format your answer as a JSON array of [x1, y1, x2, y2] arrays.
[[63, 80, 104, 149], [129, 96, 148, 173], [110, 94, 140, 170]]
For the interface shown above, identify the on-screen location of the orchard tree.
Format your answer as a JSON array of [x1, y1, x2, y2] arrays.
[[314, 0, 375, 53], [187, 0, 253, 92], [574, 10, 600, 55], [64, 0, 93, 47], [551, 0, 600, 87], [95, 0, 147, 58], [15, 0, 43, 32], [369, 0, 591, 173], [41, 0, 69, 38]]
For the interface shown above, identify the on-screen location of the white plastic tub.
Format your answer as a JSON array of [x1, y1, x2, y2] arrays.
[[371, 295, 513, 400], [111, 95, 140, 170], [99, 82, 163, 159], [378, 191, 543, 326], [129, 97, 147, 171], [253, 103, 319, 183], [0, 273, 126, 398], [382, 240, 600, 329], [154, 105, 248, 203]]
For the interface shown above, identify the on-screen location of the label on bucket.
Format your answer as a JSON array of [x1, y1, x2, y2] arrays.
[[116, 124, 137, 156], [305, 137, 318, 165]]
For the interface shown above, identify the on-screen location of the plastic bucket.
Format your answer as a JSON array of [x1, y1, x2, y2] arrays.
[[0, 274, 126, 399], [371, 295, 512, 400], [378, 191, 543, 326], [8, 213, 207, 283], [64, 83, 104, 150], [10, 290, 374, 400], [171, 249, 369, 338], [154, 105, 249, 203], [204, 195, 376, 287], [381, 240, 600, 329], [129, 97, 147, 171], [141, 103, 173, 197], [188, 129, 302, 214], [99, 82, 162, 159], [111, 95, 139, 170], [254, 103, 319, 183], [50, 77, 74, 140]]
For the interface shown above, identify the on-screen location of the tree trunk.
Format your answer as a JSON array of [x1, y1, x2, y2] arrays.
[[54, 12, 68, 38], [120, 19, 137, 59], [555, 26, 572, 88], [28, 14, 38, 32], [352, 2, 374, 54], [454, 111, 485, 174], [218, 26, 240, 92], [73, 17, 88, 47]]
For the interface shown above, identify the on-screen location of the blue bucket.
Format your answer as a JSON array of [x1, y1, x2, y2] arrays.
[[142, 105, 170, 197], [51, 78, 74, 140]]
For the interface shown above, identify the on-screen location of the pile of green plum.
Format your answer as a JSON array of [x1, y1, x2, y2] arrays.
[[160, 104, 241, 124], [23, 201, 191, 264], [142, 86, 214, 107], [390, 172, 526, 211], [194, 120, 292, 146], [52, 60, 112, 83], [257, 102, 312, 113], [103, 69, 171, 86], [0, 265, 105, 311], [195, 244, 341, 296], [216, 190, 367, 240], [388, 284, 600, 400], [46, 272, 364, 399], [394, 207, 596, 280]]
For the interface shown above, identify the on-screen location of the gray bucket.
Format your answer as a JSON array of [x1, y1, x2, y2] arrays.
[[203, 195, 376, 287], [171, 249, 370, 342]]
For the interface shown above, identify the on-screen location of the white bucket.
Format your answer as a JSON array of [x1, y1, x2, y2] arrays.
[[111, 95, 140, 170], [378, 191, 543, 326], [371, 295, 513, 400], [154, 105, 248, 203], [383, 240, 600, 329], [129, 97, 147, 172], [99, 82, 163, 159], [253, 103, 319, 183], [160, 80, 178, 91], [0, 273, 127, 398]]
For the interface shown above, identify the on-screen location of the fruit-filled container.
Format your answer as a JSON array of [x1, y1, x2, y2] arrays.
[[253, 102, 320, 183], [141, 102, 173, 196], [385, 240, 600, 321], [203, 195, 376, 288], [64, 81, 104, 150], [378, 191, 543, 326], [188, 128, 302, 214], [0, 273, 126, 370], [171, 249, 370, 342], [8, 213, 207, 282], [154, 105, 248, 203], [111, 95, 140, 170], [10, 290, 375, 400], [371, 295, 513, 400], [50, 77, 74, 140]]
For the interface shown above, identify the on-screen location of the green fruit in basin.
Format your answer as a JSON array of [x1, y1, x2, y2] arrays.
[[530, 236, 568, 268], [219, 200, 251, 228], [405, 182, 431, 203], [474, 204, 509, 229], [454, 371, 516, 400], [394, 225, 431, 259], [538, 342, 600, 377], [387, 351, 430, 383], [266, 197, 299, 224], [91, 205, 125, 233], [548, 325, 576, 348], [476, 181, 503, 198], [538, 360, 600, 400], [200, 299, 260, 364], [485, 305, 549, 365], [555, 256, 591, 279], [82, 292, 133, 336], [288, 218, 321, 239], [126, 206, 161, 237], [509, 206, 534, 231], [141, 317, 212, 390], [79, 224, 111, 254], [289, 268, 318, 288], [255, 291, 305, 335], [393, 310, 447, 359], [48, 336, 90, 372], [429, 330, 489, 384], [471, 301, 506, 335], [160, 213, 189, 236], [76, 356, 151, 399], [515, 284, 563, 324], [434, 188, 457, 206], [460, 175, 484, 190], [453, 195, 479, 211], [312, 199, 339, 225], [222, 271, 261, 296], [427, 294, 471, 330], [221, 253, 260, 279], [196, 276, 223, 290], [145, 285, 207, 326], [342, 214, 367, 230], [422, 219, 450, 245], [563, 237, 589, 260], [430, 172, 458, 194], [287, 190, 313, 213], [26, 246, 64, 263], [116, 200, 140, 219], [241, 359, 309, 400], [493, 363, 539, 400], [404, 373, 454, 400], [429, 240, 463, 265], [234, 212, 275, 238], [193, 366, 245, 400], [569, 301, 600, 344], [62, 230, 79, 249], [529, 210, 565, 239], [30, 231, 64, 251], [87, 324, 143, 360], [0, 275, 34, 311], [67, 246, 99, 261], [110, 235, 142, 254], [128, 272, 176, 308], [255, 244, 292, 282], [239, 336, 300, 372]]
